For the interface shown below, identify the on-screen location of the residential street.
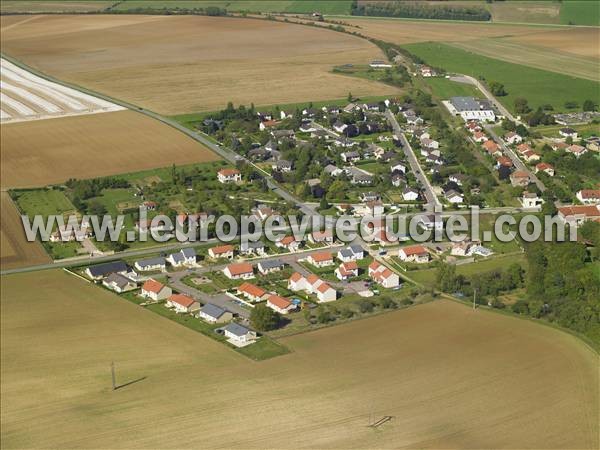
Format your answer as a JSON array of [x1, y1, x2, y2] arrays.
[[484, 124, 546, 192], [385, 109, 442, 211]]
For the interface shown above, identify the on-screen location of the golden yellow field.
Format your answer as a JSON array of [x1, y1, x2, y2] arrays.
[[1, 270, 597, 449], [0, 192, 50, 270], [0, 15, 398, 115], [0, 110, 219, 188]]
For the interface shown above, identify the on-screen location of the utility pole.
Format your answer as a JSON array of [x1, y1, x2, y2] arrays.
[[473, 289, 477, 311], [111, 361, 116, 391]]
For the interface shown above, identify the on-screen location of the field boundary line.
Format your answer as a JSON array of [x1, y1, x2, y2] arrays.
[[62, 267, 91, 283]]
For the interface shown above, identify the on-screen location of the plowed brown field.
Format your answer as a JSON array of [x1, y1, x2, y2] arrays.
[[1, 271, 597, 449], [1, 15, 397, 114]]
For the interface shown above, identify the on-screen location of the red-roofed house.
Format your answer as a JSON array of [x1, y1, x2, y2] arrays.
[[473, 131, 488, 143], [287, 273, 337, 302], [276, 235, 301, 252], [496, 156, 513, 168], [535, 162, 555, 177], [217, 168, 241, 184], [558, 205, 600, 226], [223, 263, 254, 280], [166, 293, 200, 314], [483, 140, 501, 156], [335, 261, 359, 281], [266, 294, 296, 314], [566, 144, 587, 157], [398, 245, 430, 263], [368, 261, 400, 288], [208, 244, 234, 259], [236, 282, 267, 302], [517, 143, 533, 155], [576, 189, 600, 205], [141, 279, 172, 301], [510, 171, 530, 187], [307, 252, 334, 268], [309, 229, 334, 244]]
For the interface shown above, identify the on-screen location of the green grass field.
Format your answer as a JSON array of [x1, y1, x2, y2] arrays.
[[113, 0, 352, 14], [423, 77, 483, 100], [11, 189, 76, 220], [560, 0, 600, 25], [403, 42, 599, 114]]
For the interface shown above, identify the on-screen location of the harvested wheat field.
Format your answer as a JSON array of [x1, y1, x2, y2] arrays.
[[1, 270, 597, 449], [1, 110, 219, 188], [0, 192, 50, 270], [0, 1, 112, 13], [506, 27, 600, 59], [0, 15, 396, 115]]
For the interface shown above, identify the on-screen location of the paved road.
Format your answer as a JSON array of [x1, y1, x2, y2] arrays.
[[309, 120, 339, 138], [484, 124, 546, 192], [384, 109, 442, 211]]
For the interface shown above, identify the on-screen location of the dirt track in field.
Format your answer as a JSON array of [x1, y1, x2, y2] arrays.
[[0, 15, 398, 115], [0, 192, 50, 270], [1, 110, 220, 189], [2, 271, 598, 449]]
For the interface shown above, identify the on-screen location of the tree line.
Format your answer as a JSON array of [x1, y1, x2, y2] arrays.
[[351, 1, 491, 21]]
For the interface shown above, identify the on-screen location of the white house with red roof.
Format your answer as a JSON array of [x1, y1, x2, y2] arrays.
[[140, 279, 172, 301], [223, 263, 254, 280], [266, 294, 296, 314], [558, 205, 600, 226], [566, 144, 587, 158], [472, 131, 488, 143], [308, 229, 334, 244], [307, 252, 334, 268], [287, 272, 337, 302], [217, 168, 241, 184], [335, 261, 359, 281], [276, 235, 301, 252], [576, 189, 600, 204], [398, 245, 430, 263], [208, 244, 234, 259], [166, 293, 200, 314], [236, 282, 266, 302], [368, 261, 400, 288], [535, 162, 555, 177]]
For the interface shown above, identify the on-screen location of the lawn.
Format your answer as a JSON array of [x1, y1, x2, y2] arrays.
[[12, 189, 76, 221], [423, 77, 483, 100], [402, 42, 599, 114], [560, 0, 600, 25], [408, 253, 527, 286]]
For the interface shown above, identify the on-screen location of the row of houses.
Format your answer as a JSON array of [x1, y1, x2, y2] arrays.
[[288, 273, 337, 303], [222, 259, 286, 280]]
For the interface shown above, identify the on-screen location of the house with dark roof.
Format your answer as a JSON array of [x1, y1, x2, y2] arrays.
[[134, 256, 166, 272], [85, 261, 128, 280], [197, 303, 233, 324], [102, 273, 137, 293], [223, 323, 258, 346], [166, 248, 196, 267]]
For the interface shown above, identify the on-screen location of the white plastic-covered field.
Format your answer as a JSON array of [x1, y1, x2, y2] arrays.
[[0, 58, 124, 123]]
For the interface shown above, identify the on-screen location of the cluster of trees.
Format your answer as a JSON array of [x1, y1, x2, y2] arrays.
[[541, 145, 600, 197], [488, 81, 507, 97], [436, 262, 524, 301], [352, 1, 491, 21], [522, 240, 599, 343], [304, 296, 413, 325]]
